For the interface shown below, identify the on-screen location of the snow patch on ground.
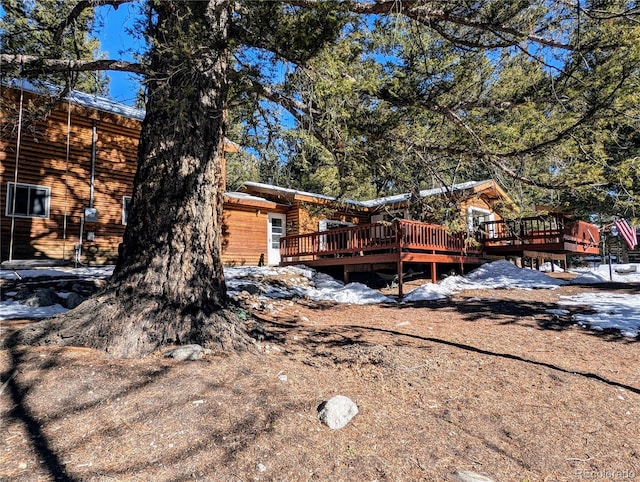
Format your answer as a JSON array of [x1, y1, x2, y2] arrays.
[[0, 300, 68, 320], [570, 264, 640, 284], [558, 293, 640, 338], [2, 261, 640, 338], [225, 265, 393, 305], [404, 260, 565, 302]]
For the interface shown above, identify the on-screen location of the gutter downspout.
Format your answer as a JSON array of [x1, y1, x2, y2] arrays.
[[8, 83, 25, 263], [89, 119, 97, 208], [76, 119, 97, 267]]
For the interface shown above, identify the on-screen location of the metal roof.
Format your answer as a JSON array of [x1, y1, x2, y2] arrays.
[[242, 180, 494, 209], [3, 79, 145, 120]]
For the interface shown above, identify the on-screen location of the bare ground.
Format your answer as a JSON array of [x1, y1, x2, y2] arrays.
[[1, 283, 640, 482]]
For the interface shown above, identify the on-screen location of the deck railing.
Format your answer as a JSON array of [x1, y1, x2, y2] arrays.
[[280, 219, 480, 261], [281, 215, 601, 262], [479, 214, 600, 253]]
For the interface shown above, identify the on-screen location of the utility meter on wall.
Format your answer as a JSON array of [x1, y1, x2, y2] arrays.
[[84, 207, 99, 223]]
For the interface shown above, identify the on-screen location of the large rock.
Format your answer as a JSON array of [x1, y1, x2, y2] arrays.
[[236, 283, 261, 295], [317, 395, 358, 429], [20, 288, 60, 307], [64, 292, 86, 309], [164, 344, 213, 361], [455, 471, 495, 482]]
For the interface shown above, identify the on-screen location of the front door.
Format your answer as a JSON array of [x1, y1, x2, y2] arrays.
[[267, 213, 286, 265]]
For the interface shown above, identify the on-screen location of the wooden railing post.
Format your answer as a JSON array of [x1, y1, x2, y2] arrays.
[[397, 220, 404, 252]]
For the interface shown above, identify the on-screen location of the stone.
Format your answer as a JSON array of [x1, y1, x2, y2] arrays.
[[20, 288, 60, 307], [71, 282, 94, 296], [64, 292, 86, 309], [317, 395, 358, 429], [454, 471, 495, 482], [164, 344, 213, 361], [236, 283, 261, 295]]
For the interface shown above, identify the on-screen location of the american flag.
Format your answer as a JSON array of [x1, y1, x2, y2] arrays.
[[614, 219, 638, 250]]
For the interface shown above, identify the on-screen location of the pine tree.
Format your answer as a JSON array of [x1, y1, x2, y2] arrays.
[[0, 0, 108, 93], [2, 0, 639, 357]]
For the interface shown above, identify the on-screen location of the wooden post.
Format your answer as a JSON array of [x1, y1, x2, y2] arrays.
[[343, 266, 349, 284], [431, 261, 437, 283], [397, 259, 404, 298]]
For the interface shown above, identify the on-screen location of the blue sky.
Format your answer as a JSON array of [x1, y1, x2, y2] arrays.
[[95, 4, 143, 105]]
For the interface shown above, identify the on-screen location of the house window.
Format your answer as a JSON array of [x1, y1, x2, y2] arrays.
[[6, 182, 50, 218], [468, 207, 494, 235], [371, 209, 409, 224], [122, 196, 132, 225], [319, 219, 354, 231]]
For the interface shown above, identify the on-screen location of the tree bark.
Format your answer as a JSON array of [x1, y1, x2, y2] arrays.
[[20, 0, 253, 358]]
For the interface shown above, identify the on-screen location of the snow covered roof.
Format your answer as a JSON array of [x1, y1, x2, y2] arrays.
[[3, 79, 145, 120], [3, 80, 241, 150], [224, 192, 271, 203], [66, 89, 145, 120], [224, 191, 287, 208], [241, 181, 368, 207], [242, 179, 505, 210], [358, 180, 488, 208]]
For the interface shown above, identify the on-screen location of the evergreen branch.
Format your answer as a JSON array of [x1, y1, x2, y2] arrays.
[[291, 0, 585, 51], [244, 78, 318, 118], [451, 97, 563, 111], [582, 4, 640, 23], [0, 54, 145, 75], [411, 142, 591, 190], [427, 22, 519, 50], [498, 75, 629, 159], [241, 76, 344, 157], [486, 157, 572, 190], [374, 82, 618, 190]]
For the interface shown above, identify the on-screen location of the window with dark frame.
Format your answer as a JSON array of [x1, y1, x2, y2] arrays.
[[6, 182, 50, 218]]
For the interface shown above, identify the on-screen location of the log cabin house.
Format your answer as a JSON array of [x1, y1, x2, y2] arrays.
[[236, 179, 600, 296], [1, 83, 601, 294], [0, 82, 247, 266]]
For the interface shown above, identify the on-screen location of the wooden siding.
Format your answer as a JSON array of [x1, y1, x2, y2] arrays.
[[1, 87, 260, 266], [221, 207, 269, 266], [460, 196, 495, 216], [1, 89, 138, 263]]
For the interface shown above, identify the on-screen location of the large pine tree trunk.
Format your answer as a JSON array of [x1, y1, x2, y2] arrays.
[[21, 1, 253, 357]]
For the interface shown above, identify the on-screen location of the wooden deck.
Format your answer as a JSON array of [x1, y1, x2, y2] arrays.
[[280, 220, 484, 295], [280, 215, 601, 297], [479, 214, 600, 256]]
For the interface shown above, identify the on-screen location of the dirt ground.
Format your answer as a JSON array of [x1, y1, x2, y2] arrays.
[[1, 283, 640, 482]]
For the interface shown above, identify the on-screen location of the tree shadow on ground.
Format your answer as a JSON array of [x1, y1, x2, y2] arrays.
[[1, 329, 181, 481], [3, 332, 77, 481], [0, 329, 305, 481], [303, 320, 640, 396], [389, 284, 640, 344], [249, 303, 640, 395]]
